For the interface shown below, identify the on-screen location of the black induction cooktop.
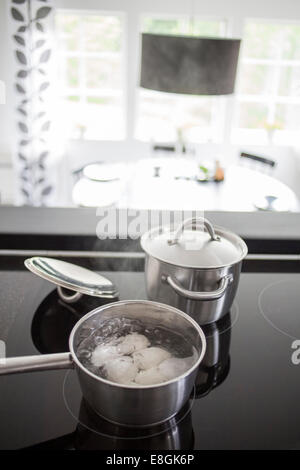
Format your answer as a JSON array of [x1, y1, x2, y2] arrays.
[[0, 263, 300, 450]]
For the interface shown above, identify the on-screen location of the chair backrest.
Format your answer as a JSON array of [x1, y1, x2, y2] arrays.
[[240, 152, 276, 174], [152, 144, 176, 153], [240, 152, 276, 168]]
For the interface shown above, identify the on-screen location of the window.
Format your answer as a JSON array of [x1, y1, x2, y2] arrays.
[[53, 10, 300, 147], [55, 12, 125, 140], [233, 20, 300, 144], [135, 16, 227, 143]]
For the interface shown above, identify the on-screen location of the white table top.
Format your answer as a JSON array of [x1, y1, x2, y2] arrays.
[[73, 159, 299, 212]]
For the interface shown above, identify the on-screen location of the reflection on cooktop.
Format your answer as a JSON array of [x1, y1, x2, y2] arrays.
[[74, 400, 193, 451], [31, 289, 117, 354], [25, 396, 194, 450], [195, 314, 231, 398]]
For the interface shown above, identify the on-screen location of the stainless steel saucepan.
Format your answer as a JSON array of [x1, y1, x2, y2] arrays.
[[141, 217, 248, 324], [0, 300, 206, 427]]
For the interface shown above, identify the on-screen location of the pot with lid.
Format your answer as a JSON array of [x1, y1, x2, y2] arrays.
[[141, 217, 248, 324]]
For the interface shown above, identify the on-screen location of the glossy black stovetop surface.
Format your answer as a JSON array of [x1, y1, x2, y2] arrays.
[[0, 266, 300, 450]]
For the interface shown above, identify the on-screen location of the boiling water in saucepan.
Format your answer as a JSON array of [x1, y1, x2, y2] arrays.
[[76, 317, 198, 386]]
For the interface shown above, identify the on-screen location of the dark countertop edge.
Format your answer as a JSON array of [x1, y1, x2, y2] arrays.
[[0, 206, 300, 239], [0, 207, 300, 257], [1, 255, 300, 273]]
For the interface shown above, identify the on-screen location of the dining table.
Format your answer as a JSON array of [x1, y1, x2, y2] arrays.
[[72, 157, 299, 212]]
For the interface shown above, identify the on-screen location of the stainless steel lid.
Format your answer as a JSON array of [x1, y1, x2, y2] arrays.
[[141, 217, 248, 269], [24, 257, 119, 298]]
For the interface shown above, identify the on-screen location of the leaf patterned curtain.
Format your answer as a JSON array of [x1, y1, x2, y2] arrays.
[[10, 0, 54, 205]]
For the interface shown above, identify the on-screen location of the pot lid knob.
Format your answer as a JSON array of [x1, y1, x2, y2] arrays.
[[168, 217, 221, 246]]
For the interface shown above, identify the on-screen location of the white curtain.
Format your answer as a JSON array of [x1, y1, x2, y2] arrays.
[[9, 0, 56, 206]]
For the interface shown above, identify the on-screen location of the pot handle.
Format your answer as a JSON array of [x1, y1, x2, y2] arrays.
[[168, 217, 220, 245], [162, 274, 233, 301], [57, 286, 83, 304], [0, 352, 74, 376]]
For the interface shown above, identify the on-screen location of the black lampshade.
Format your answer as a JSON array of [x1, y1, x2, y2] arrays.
[[140, 33, 241, 95]]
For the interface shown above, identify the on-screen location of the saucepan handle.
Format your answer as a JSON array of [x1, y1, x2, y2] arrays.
[[0, 352, 74, 376], [162, 274, 233, 301]]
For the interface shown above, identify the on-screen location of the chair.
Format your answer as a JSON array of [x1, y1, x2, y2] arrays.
[[152, 144, 176, 153], [239, 152, 276, 174]]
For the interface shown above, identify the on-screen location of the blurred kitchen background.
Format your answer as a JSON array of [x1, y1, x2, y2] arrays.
[[1, 0, 300, 212]]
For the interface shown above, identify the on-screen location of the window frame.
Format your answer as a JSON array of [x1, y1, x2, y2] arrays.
[[55, 8, 127, 141], [232, 16, 300, 145]]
